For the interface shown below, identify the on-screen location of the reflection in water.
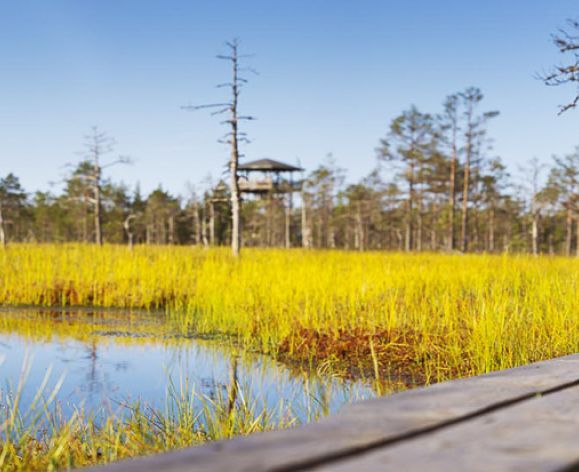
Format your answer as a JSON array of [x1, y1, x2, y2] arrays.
[[0, 309, 375, 423]]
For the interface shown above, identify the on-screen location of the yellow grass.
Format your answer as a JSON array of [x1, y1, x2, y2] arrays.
[[1, 244, 578, 383], [0, 358, 298, 472], [1, 243, 579, 469]]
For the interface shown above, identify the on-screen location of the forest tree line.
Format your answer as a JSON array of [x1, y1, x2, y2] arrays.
[[1, 87, 579, 255]]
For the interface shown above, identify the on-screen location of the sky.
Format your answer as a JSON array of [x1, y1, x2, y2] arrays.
[[0, 0, 578, 198]]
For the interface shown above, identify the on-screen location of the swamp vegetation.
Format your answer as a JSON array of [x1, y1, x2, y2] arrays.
[[0, 244, 578, 470]]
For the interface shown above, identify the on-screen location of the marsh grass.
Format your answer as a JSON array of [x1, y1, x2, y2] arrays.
[[2, 244, 577, 382], [0, 358, 314, 471], [1, 244, 579, 469]]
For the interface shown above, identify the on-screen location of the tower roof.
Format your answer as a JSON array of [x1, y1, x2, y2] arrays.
[[238, 158, 303, 172]]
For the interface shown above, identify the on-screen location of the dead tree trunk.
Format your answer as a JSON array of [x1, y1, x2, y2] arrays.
[[460, 89, 488, 253], [185, 40, 254, 256], [83, 127, 130, 246], [0, 203, 6, 248], [229, 58, 242, 256], [123, 214, 135, 250], [566, 205, 573, 256], [488, 206, 495, 253], [285, 193, 292, 248], [460, 147, 471, 253], [416, 194, 423, 252], [208, 201, 215, 246], [266, 191, 273, 246], [448, 124, 458, 251], [226, 356, 239, 418], [168, 215, 175, 244], [355, 202, 364, 251], [83, 194, 89, 242], [531, 214, 539, 255], [405, 165, 415, 252], [193, 202, 202, 245], [526, 158, 543, 256], [301, 190, 312, 249], [443, 94, 460, 252], [201, 214, 209, 247], [230, 116, 241, 256], [93, 164, 103, 246]]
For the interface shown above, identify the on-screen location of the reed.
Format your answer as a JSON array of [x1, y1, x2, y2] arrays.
[[1, 244, 578, 382], [0, 359, 305, 472]]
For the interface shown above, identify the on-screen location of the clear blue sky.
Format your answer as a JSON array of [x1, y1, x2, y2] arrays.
[[0, 1, 577, 197]]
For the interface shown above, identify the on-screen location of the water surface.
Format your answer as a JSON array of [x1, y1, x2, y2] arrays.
[[0, 309, 375, 423]]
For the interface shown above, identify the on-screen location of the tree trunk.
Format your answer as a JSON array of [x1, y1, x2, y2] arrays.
[[0, 203, 6, 247], [201, 215, 209, 247], [315, 209, 322, 248], [226, 356, 239, 417], [396, 229, 403, 250], [355, 202, 364, 251], [193, 202, 201, 245], [430, 227, 436, 250], [328, 221, 336, 249], [228, 44, 242, 256], [325, 196, 335, 249], [160, 218, 167, 244], [83, 196, 89, 242], [565, 205, 573, 256], [416, 196, 423, 252], [146, 224, 152, 245], [461, 94, 480, 254], [448, 131, 457, 251], [168, 215, 175, 244], [405, 168, 414, 252], [460, 151, 471, 253], [285, 193, 292, 248], [94, 178, 103, 246], [230, 141, 241, 255], [531, 211, 539, 256], [209, 201, 215, 246], [266, 191, 273, 246], [488, 206, 495, 253], [301, 191, 312, 249], [123, 215, 135, 251]]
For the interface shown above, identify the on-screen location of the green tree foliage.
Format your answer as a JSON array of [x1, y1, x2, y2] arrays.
[[3, 88, 579, 255]]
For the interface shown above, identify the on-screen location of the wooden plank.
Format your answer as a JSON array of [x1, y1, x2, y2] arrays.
[[87, 354, 579, 472], [315, 381, 579, 471]]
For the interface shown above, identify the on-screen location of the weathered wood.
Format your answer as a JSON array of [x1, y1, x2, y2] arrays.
[[88, 354, 579, 472], [317, 380, 579, 472]]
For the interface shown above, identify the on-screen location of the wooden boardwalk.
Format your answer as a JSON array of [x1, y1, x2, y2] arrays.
[[91, 354, 579, 472]]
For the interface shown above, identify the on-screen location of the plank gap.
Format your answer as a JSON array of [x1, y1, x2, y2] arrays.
[[271, 377, 579, 472]]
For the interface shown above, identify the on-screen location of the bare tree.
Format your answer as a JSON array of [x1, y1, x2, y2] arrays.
[[76, 127, 130, 245], [184, 39, 256, 256], [540, 19, 579, 113]]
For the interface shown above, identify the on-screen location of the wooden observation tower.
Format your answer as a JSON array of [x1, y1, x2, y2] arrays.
[[237, 158, 303, 247]]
